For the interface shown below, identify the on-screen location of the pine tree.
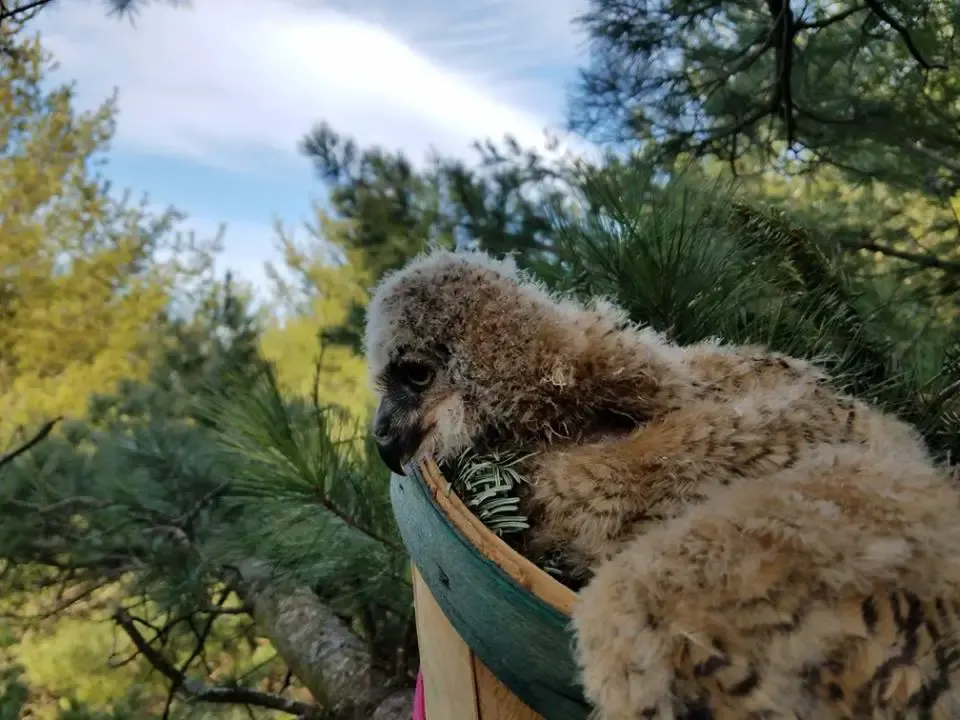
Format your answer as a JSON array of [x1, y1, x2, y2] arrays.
[[5, 135, 959, 720], [434, 156, 960, 577], [3, 5, 958, 717], [548, 159, 960, 462], [298, 124, 574, 353], [0, 270, 416, 719], [569, 0, 960, 309], [0, 28, 417, 720]]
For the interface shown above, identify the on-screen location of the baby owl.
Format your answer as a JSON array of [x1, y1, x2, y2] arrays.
[[364, 249, 960, 719]]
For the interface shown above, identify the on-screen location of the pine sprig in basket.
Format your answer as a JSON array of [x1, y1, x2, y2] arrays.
[[443, 448, 583, 587], [444, 447, 533, 537]]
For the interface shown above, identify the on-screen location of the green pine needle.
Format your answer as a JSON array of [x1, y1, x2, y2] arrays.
[[443, 450, 589, 588], [445, 448, 534, 537]]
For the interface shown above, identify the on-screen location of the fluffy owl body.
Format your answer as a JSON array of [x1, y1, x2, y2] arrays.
[[364, 249, 960, 719]]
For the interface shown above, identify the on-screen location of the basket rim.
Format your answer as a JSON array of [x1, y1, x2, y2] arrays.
[[409, 456, 577, 617]]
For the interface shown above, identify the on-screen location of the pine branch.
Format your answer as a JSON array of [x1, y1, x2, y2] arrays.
[[113, 607, 319, 718], [235, 559, 410, 716], [202, 362, 407, 555], [445, 448, 533, 536], [0, 0, 53, 25], [851, 240, 960, 274], [551, 159, 960, 464], [0, 0, 187, 24], [862, 0, 946, 70], [574, 0, 951, 168], [904, 143, 960, 175], [0, 417, 60, 472], [795, 5, 866, 30], [174, 480, 230, 533]]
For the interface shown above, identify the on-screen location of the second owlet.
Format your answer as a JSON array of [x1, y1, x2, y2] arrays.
[[364, 249, 960, 720]]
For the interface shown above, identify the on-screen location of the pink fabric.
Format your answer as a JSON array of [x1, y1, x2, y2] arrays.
[[412, 668, 426, 720]]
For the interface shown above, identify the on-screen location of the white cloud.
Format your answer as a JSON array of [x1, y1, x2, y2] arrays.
[[36, 0, 592, 171], [331, 0, 589, 93], [32, 0, 598, 294]]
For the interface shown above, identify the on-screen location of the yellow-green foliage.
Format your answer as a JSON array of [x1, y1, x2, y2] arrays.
[[695, 154, 960, 332], [0, 32, 396, 720], [261, 212, 375, 422], [7, 580, 297, 719], [15, 616, 148, 718], [0, 35, 229, 719], [0, 36, 209, 438], [261, 321, 372, 420]]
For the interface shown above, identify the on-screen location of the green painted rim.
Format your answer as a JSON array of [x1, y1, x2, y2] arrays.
[[391, 465, 591, 720]]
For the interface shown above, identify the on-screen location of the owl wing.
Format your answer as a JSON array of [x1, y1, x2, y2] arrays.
[[570, 444, 960, 719]]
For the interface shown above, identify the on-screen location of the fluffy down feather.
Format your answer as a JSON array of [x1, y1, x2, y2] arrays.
[[364, 249, 960, 719]]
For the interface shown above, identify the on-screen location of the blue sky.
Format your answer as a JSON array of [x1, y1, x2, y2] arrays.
[[34, 0, 592, 294]]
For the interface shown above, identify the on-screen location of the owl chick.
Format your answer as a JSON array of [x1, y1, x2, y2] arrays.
[[364, 248, 960, 720]]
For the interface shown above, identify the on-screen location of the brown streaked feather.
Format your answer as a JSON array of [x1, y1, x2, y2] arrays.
[[363, 249, 960, 720]]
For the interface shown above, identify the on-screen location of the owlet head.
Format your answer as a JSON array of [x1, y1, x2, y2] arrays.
[[364, 249, 665, 475]]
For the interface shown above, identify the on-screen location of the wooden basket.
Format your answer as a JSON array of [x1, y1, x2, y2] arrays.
[[390, 457, 591, 720]]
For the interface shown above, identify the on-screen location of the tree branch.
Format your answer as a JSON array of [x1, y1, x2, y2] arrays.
[[765, 0, 797, 147], [795, 4, 867, 30], [693, 105, 772, 154], [904, 143, 960, 175], [236, 560, 392, 712], [0, 417, 60, 472], [230, 559, 416, 718], [851, 241, 960, 273], [114, 607, 319, 718], [0, 0, 54, 25], [862, 0, 946, 70]]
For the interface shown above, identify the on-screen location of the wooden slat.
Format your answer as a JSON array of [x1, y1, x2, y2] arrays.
[[413, 566, 481, 720], [417, 457, 577, 617], [474, 657, 545, 720], [393, 464, 591, 719]]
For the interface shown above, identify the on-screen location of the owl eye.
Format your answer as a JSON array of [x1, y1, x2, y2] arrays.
[[399, 362, 434, 390]]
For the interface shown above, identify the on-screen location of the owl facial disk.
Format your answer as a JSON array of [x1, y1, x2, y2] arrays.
[[372, 357, 448, 475]]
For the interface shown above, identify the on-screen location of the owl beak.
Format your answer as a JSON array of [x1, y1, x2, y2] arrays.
[[372, 397, 423, 476], [375, 433, 406, 476]]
